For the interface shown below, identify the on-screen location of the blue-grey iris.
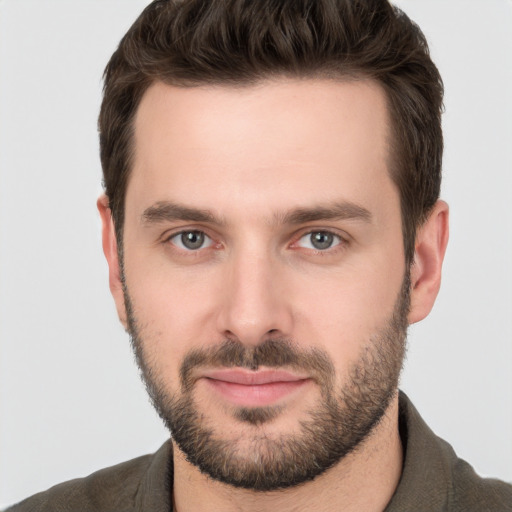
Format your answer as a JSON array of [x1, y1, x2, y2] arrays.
[[310, 232, 334, 250], [182, 231, 205, 250]]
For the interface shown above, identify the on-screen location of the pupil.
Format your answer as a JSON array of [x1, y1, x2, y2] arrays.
[[182, 231, 204, 249], [311, 232, 333, 250]]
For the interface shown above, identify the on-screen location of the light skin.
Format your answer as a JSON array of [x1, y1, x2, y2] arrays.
[[98, 78, 448, 511]]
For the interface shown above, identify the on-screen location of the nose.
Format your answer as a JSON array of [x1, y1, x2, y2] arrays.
[[216, 247, 293, 346]]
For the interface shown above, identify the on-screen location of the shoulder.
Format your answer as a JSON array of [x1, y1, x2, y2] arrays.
[[5, 442, 172, 512], [447, 448, 512, 511], [387, 392, 512, 512]]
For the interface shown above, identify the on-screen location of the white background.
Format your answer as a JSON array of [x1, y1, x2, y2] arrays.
[[1, 0, 511, 507]]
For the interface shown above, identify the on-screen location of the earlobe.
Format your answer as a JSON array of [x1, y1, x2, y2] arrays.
[[408, 200, 449, 325], [97, 195, 128, 330]]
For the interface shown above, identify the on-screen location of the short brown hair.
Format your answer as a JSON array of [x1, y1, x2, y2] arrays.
[[99, 0, 443, 265]]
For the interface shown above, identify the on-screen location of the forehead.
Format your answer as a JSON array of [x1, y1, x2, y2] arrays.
[[128, 78, 395, 223]]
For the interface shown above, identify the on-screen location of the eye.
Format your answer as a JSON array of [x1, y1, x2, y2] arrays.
[[169, 230, 213, 251], [296, 231, 342, 251]]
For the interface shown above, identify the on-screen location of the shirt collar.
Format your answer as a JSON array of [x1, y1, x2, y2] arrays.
[[384, 391, 451, 511]]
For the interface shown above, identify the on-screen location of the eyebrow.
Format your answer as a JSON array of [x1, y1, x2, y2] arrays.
[[142, 201, 226, 226], [141, 200, 372, 227], [279, 201, 372, 225]]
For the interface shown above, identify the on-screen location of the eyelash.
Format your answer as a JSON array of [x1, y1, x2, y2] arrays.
[[291, 229, 348, 255], [163, 230, 217, 252], [162, 228, 349, 255]]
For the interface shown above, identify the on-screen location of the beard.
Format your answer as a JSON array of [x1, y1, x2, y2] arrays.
[[123, 273, 410, 492]]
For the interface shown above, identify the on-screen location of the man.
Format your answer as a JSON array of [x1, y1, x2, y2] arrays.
[[6, 0, 512, 510]]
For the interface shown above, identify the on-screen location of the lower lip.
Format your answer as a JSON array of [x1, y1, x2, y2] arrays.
[[204, 378, 309, 407]]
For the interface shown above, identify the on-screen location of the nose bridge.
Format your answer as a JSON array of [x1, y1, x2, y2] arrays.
[[217, 242, 291, 345]]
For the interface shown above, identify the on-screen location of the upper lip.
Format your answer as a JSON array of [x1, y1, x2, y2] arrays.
[[201, 368, 309, 385]]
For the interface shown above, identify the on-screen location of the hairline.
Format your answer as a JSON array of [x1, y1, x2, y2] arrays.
[[113, 72, 410, 253]]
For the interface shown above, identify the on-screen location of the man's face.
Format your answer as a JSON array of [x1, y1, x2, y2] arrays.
[[118, 79, 408, 490]]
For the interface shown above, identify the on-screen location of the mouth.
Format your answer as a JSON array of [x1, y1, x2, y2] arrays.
[[200, 368, 311, 407]]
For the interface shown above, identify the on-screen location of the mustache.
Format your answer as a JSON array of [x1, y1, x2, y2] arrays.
[[180, 338, 335, 392]]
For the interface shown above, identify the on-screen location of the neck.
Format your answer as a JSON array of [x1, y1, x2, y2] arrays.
[[172, 394, 403, 512]]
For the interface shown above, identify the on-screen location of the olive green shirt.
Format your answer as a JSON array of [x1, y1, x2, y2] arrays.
[[7, 392, 512, 511]]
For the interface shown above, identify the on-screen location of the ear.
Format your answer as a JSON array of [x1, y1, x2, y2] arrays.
[[97, 194, 128, 330], [408, 200, 449, 325]]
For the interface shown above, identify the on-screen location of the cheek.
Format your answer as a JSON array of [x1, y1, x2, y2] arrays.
[[290, 260, 404, 365], [123, 258, 223, 386]]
